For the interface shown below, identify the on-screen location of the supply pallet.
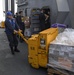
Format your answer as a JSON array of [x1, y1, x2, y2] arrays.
[[48, 67, 66, 75], [47, 67, 74, 75]]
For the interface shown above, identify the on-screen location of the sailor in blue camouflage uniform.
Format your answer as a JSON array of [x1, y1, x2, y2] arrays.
[[5, 11, 20, 55]]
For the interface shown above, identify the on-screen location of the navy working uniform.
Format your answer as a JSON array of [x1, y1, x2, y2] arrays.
[[16, 12, 25, 42], [39, 12, 46, 31], [5, 11, 20, 55], [45, 16, 50, 29]]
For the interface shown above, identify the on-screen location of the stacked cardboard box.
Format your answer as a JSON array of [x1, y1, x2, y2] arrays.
[[48, 44, 74, 75]]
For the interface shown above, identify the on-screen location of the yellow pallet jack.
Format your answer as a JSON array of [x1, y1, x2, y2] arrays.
[[18, 28, 58, 68], [0, 21, 5, 28]]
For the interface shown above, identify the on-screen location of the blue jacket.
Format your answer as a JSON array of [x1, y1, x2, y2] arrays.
[[5, 18, 19, 34]]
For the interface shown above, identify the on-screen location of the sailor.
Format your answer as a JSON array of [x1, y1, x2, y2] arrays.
[[5, 11, 20, 55]]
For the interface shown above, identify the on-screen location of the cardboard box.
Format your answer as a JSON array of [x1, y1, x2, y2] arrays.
[[48, 44, 74, 74]]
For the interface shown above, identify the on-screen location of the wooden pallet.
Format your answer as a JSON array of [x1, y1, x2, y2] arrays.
[[47, 67, 66, 75]]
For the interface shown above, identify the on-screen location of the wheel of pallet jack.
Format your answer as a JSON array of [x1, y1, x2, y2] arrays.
[[29, 63, 39, 69]]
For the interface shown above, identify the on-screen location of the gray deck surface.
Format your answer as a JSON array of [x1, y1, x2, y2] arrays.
[[0, 29, 47, 75]]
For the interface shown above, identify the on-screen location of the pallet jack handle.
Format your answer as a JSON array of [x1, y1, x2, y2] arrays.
[[17, 31, 28, 44]]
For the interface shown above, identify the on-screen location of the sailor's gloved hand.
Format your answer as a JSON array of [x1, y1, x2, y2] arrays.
[[14, 30, 18, 34], [18, 29, 22, 32]]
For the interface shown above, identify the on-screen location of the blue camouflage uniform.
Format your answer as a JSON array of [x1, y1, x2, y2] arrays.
[[5, 11, 20, 55]]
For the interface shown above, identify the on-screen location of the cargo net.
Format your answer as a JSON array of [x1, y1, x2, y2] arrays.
[[48, 28, 74, 75]]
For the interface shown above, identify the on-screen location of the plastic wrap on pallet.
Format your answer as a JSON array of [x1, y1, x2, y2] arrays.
[[48, 28, 74, 75], [48, 44, 74, 74], [52, 28, 74, 46]]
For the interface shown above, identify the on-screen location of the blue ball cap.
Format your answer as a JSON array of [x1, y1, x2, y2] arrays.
[[6, 11, 12, 16]]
